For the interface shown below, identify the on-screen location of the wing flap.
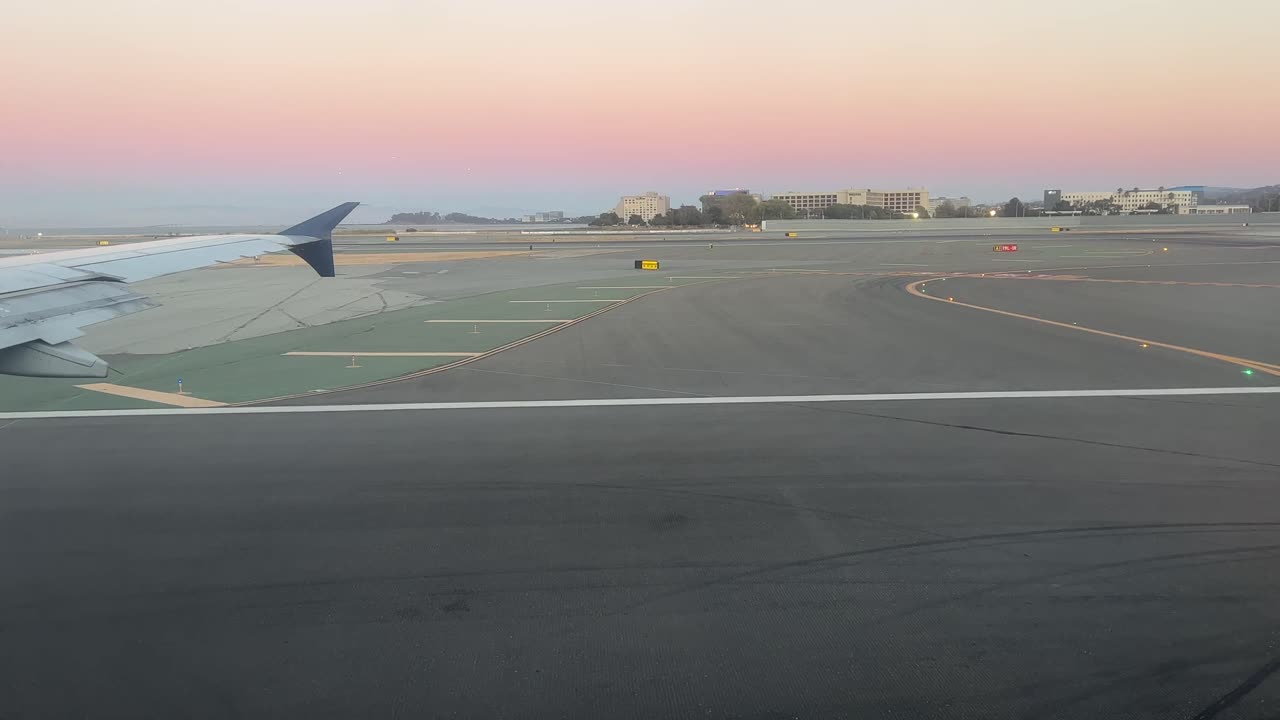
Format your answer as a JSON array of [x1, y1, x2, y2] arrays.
[[0, 281, 155, 347]]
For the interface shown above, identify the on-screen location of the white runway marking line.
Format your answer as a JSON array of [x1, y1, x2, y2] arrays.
[[881, 263, 931, 267], [508, 299, 628, 303], [284, 351, 481, 357], [5, 387, 1278, 420]]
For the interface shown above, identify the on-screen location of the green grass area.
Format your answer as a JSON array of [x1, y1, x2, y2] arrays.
[[0, 277, 705, 411]]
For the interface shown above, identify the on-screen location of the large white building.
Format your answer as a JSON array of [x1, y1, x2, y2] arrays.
[[1054, 188, 1199, 214], [615, 192, 670, 222], [771, 188, 930, 216]]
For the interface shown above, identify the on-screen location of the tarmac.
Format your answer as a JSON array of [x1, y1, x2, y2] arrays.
[[1, 227, 1279, 718]]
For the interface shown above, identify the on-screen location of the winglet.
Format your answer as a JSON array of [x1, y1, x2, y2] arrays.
[[279, 202, 359, 277]]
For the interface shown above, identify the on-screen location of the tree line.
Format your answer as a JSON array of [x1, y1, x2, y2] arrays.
[[588, 196, 943, 227], [388, 211, 522, 224]]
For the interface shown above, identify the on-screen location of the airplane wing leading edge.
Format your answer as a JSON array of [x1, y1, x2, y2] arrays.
[[0, 202, 359, 378]]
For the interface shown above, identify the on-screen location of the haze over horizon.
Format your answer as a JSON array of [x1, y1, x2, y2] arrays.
[[3, 0, 1277, 227]]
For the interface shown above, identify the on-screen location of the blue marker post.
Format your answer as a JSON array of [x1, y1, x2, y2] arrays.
[[177, 378, 186, 395]]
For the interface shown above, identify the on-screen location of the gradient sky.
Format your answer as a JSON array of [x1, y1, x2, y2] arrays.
[[3, 0, 1278, 226]]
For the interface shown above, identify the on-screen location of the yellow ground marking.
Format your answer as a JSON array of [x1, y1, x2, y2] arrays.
[[905, 279, 1280, 376], [284, 351, 482, 357], [76, 383, 227, 408], [226, 251, 527, 267], [425, 319, 571, 323], [508, 299, 626, 303]]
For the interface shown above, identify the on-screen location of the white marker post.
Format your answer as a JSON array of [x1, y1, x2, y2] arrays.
[[348, 355, 361, 368], [176, 378, 189, 396]]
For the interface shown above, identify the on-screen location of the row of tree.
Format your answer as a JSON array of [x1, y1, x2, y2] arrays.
[[589, 198, 983, 226], [822, 204, 919, 220], [1048, 199, 1178, 215], [588, 205, 715, 227]]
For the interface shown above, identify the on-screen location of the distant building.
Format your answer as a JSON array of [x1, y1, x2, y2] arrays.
[[1044, 189, 1063, 209], [770, 191, 842, 214], [521, 211, 566, 223], [707, 189, 763, 200], [616, 192, 670, 222], [1168, 186, 1207, 202], [1189, 205, 1251, 215], [929, 196, 972, 213], [771, 188, 930, 216], [1055, 188, 1199, 214]]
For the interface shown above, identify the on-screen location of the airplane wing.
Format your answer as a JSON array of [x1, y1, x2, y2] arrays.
[[0, 202, 359, 378]]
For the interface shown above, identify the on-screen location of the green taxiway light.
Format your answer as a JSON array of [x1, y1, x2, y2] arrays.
[[1242, 369, 1255, 376]]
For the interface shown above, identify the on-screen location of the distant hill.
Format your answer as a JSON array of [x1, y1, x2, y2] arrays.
[[1199, 186, 1248, 201], [1204, 185, 1280, 211], [386, 211, 517, 224]]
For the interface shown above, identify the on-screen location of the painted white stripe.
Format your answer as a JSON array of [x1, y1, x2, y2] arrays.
[[3, 387, 1276, 421], [508, 299, 625, 303], [881, 263, 931, 267]]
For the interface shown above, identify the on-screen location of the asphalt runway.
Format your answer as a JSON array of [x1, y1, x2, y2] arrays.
[[3, 229, 1279, 718]]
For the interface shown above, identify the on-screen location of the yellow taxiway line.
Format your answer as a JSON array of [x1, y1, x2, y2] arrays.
[[76, 383, 227, 408], [905, 278, 1280, 376]]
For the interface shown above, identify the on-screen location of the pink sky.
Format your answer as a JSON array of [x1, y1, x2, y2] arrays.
[[3, 0, 1278, 224]]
